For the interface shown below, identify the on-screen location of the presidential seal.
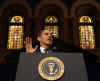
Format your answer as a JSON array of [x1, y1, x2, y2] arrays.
[[38, 57, 64, 80]]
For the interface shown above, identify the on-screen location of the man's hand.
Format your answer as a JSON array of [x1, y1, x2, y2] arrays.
[[24, 37, 38, 53]]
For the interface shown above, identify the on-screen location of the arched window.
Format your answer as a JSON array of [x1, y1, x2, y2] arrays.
[[79, 16, 95, 49], [7, 16, 24, 49], [44, 16, 59, 38]]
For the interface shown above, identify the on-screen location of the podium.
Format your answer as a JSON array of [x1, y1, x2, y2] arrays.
[[15, 52, 88, 81]]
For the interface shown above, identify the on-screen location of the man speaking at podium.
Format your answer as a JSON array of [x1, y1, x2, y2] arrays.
[[24, 29, 54, 54], [24, 28, 97, 63]]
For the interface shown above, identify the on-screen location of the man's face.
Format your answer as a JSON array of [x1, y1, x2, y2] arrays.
[[37, 30, 53, 46]]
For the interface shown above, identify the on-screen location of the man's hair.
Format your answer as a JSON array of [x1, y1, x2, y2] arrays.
[[37, 29, 44, 37], [37, 28, 49, 37]]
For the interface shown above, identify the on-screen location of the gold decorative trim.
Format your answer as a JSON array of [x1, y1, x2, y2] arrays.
[[38, 57, 64, 80]]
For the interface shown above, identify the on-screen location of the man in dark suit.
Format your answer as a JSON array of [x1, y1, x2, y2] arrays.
[[24, 29, 53, 54], [24, 28, 98, 63]]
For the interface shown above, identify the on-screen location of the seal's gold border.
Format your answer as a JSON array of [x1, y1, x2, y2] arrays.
[[38, 57, 64, 80]]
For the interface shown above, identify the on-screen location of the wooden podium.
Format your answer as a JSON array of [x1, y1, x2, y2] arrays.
[[15, 52, 88, 81]]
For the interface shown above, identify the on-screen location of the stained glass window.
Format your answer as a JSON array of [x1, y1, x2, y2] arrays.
[[44, 16, 59, 38], [79, 16, 95, 49], [45, 16, 58, 23], [7, 16, 24, 49]]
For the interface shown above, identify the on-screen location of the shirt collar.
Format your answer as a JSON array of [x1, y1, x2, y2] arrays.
[[40, 47, 46, 53]]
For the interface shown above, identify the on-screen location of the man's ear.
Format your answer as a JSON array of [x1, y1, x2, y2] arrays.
[[37, 36, 40, 41]]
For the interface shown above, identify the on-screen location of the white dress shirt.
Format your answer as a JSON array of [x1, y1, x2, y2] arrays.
[[40, 47, 48, 54]]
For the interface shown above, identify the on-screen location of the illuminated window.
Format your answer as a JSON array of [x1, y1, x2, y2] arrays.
[[79, 16, 95, 49], [7, 16, 24, 49], [45, 16, 58, 23], [44, 16, 59, 38]]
